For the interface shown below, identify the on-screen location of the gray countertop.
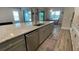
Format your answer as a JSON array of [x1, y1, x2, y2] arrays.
[[0, 21, 54, 43]]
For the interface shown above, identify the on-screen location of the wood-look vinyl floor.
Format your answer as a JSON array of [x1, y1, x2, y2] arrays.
[[37, 25, 73, 51]]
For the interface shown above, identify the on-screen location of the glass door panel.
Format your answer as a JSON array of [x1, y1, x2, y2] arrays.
[[23, 8, 32, 22], [39, 11, 45, 21]]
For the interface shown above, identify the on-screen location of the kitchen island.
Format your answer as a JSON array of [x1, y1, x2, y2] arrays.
[[0, 21, 54, 51]]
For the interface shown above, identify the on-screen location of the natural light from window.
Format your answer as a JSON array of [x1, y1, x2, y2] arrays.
[[23, 9, 31, 22], [13, 11, 20, 22], [49, 10, 61, 20]]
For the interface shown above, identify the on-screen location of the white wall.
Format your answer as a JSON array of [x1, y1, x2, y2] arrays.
[[61, 7, 74, 29], [0, 7, 24, 23], [0, 8, 13, 23], [0, 7, 74, 27], [12, 8, 24, 23]]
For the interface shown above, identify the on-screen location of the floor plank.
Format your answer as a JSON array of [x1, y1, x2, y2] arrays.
[[38, 25, 73, 51]]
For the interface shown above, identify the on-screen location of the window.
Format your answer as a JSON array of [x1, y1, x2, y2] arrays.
[[13, 11, 20, 22], [23, 9, 31, 22], [49, 10, 61, 20], [39, 11, 45, 21]]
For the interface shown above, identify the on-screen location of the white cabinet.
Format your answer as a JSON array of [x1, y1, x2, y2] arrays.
[[70, 27, 79, 51], [25, 30, 39, 51], [0, 35, 26, 51], [76, 34, 79, 50], [73, 8, 79, 26], [70, 7, 79, 51], [71, 28, 77, 50]]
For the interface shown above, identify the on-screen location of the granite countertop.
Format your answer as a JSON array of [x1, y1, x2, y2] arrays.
[[0, 21, 54, 43]]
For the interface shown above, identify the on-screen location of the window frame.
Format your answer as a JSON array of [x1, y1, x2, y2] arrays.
[[49, 10, 61, 21]]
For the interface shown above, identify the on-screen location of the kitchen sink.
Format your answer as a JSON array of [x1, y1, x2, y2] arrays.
[[34, 23, 44, 26]]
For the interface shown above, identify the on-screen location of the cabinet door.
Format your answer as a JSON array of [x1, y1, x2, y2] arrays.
[[71, 28, 79, 51], [0, 35, 26, 51], [39, 23, 53, 44], [75, 34, 79, 51], [39, 26, 46, 44], [46, 24, 53, 36], [26, 30, 39, 51], [71, 28, 77, 51], [50, 23, 53, 33]]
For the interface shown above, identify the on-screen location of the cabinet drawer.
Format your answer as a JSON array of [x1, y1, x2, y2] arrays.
[[7, 39, 26, 51], [0, 35, 26, 51]]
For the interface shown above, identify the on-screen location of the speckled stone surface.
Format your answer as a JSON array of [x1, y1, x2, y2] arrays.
[[0, 21, 54, 43]]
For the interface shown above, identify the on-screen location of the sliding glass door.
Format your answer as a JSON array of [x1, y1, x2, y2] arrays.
[[23, 8, 32, 22], [39, 11, 45, 21]]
